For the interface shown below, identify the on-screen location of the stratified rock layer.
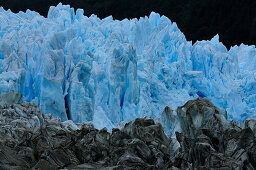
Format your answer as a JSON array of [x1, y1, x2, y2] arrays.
[[0, 92, 255, 169]]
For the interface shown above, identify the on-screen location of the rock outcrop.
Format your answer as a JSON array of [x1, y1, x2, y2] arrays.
[[174, 97, 256, 169], [0, 91, 176, 169], [0, 91, 255, 169]]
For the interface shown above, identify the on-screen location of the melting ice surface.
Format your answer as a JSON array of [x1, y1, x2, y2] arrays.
[[0, 3, 255, 130]]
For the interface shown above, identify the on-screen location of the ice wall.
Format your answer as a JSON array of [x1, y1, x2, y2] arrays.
[[0, 3, 255, 129]]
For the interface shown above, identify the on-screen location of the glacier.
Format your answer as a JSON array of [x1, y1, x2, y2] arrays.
[[0, 3, 255, 130]]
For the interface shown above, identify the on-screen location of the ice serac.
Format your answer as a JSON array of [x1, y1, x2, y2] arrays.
[[0, 3, 255, 129]]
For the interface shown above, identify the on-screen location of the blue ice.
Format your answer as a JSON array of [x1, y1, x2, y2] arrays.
[[0, 3, 255, 130]]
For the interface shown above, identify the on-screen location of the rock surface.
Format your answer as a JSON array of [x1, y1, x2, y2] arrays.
[[174, 97, 256, 169], [0, 92, 255, 169], [0, 92, 176, 169]]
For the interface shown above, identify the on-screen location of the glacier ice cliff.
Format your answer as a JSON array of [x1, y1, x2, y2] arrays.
[[0, 3, 255, 130]]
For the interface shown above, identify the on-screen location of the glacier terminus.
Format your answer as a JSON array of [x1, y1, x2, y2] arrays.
[[0, 3, 255, 130]]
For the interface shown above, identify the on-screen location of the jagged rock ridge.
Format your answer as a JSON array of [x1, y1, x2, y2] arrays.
[[0, 91, 255, 169]]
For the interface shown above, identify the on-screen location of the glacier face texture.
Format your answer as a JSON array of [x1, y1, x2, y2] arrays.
[[0, 3, 255, 130]]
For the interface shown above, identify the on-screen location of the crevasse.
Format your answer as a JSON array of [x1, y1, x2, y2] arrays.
[[0, 3, 255, 129]]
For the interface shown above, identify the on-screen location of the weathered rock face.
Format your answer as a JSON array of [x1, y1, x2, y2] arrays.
[[174, 97, 256, 169], [177, 97, 228, 138], [0, 92, 176, 169], [0, 92, 255, 170]]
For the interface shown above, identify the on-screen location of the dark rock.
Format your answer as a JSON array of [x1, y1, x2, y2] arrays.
[[173, 97, 256, 169], [128, 138, 152, 163], [205, 152, 241, 169], [122, 117, 173, 156], [245, 119, 256, 136], [0, 92, 255, 169], [177, 97, 227, 138], [33, 159, 57, 170], [110, 129, 132, 147]]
